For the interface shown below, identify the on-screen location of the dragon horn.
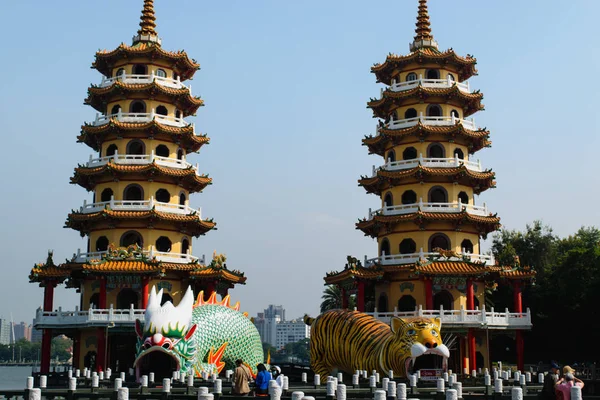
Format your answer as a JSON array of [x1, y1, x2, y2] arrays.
[[147, 286, 159, 309], [178, 286, 194, 311]]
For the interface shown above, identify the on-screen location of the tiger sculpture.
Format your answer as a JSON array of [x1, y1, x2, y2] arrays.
[[305, 309, 449, 382]]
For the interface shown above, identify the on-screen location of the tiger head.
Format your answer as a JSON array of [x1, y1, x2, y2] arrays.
[[390, 317, 449, 377]]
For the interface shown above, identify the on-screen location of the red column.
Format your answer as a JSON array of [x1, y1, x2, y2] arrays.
[[96, 327, 106, 372], [425, 278, 433, 309], [205, 280, 216, 295], [142, 277, 149, 308], [341, 287, 348, 309], [40, 328, 52, 374], [516, 330, 524, 371], [43, 281, 55, 312], [468, 329, 476, 372], [466, 279, 474, 310], [513, 281, 523, 314], [356, 281, 365, 312], [99, 278, 107, 309], [72, 331, 81, 370]]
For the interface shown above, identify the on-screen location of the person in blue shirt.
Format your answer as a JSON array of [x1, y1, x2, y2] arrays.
[[254, 363, 272, 395]]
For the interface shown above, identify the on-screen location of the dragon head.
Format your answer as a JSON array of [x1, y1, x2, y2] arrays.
[[133, 286, 197, 379]]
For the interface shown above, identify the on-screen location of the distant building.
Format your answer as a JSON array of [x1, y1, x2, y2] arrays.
[[275, 319, 310, 349], [253, 305, 309, 348], [13, 322, 32, 341], [0, 318, 11, 345], [31, 309, 43, 343]]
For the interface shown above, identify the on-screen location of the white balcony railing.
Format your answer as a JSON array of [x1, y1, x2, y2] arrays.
[[367, 198, 488, 219], [92, 110, 190, 128], [34, 306, 145, 328], [372, 154, 483, 175], [99, 73, 187, 90], [367, 305, 532, 329], [72, 246, 204, 264], [80, 196, 201, 217], [375, 113, 477, 134], [86, 151, 198, 172], [365, 248, 495, 266], [388, 76, 470, 93]]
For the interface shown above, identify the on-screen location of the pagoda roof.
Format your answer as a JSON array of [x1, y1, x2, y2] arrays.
[[189, 266, 247, 284], [371, 48, 478, 85], [356, 210, 500, 238], [65, 209, 216, 237], [93, 42, 200, 81], [85, 81, 203, 117], [359, 165, 495, 195], [79, 120, 209, 153], [72, 162, 211, 193], [367, 86, 484, 119], [363, 124, 490, 156]]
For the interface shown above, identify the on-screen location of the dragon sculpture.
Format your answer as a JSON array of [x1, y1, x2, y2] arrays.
[[133, 286, 265, 378]]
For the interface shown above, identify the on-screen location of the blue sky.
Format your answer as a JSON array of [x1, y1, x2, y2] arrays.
[[0, 0, 599, 324]]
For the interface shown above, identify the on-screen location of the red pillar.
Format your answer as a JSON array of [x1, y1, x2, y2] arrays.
[[425, 278, 433, 309], [72, 331, 81, 370], [99, 278, 107, 309], [357, 281, 365, 312], [516, 330, 524, 371], [513, 281, 523, 314], [142, 277, 149, 308], [96, 327, 106, 372], [341, 287, 348, 309], [466, 279, 474, 310], [40, 328, 52, 374], [468, 329, 476, 372], [205, 280, 216, 295], [43, 281, 55, 312]]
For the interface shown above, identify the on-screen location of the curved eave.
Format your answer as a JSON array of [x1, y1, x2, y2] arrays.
[[85, 82, 203, 116], [356, 211, 501, 238], [324, 267, 383, 285], [65, 209, 216, 237], [189, 267, 247, 284], [29, 266, 70, 283], [371, 49, 478, 84], [71, 163, 212, 193], [79, 120, 209, 152], [499, 268, 536, 280], [362, 124, 491, 155], [367, 86, 484, 118], [93, 43, 200, 81], [358, 165, 496, 195]]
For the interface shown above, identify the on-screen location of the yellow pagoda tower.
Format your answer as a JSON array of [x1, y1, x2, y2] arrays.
[[325, 0, 534, 372], [30, 0, 246, 375]]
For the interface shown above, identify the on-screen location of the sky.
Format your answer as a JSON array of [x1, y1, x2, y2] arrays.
[[0, 0, 599, 324]]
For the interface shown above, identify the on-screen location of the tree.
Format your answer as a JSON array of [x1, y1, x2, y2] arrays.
[[262, 342, 276, 362], [320, 285, 357, 313]]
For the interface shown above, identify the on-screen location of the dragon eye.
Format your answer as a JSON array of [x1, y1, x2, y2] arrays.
[[407, 329, 417, 335], [162, 342, 171, 349], [431, 330, 439, 337]]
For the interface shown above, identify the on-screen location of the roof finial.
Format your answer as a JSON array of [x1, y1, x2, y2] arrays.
[[410, 0, 438, 52], [132, 0, 161, 45]]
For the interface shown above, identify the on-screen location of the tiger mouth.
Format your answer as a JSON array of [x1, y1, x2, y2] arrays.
[[405, 354, 449, 377]]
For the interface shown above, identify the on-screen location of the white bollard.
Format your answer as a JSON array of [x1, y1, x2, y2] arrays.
[[511, 387, 523, 400], [493, 370, 499, 380], [99, 372, 104, 380], [436, 378, 445, 392], [213, 379, 222, 394], [370, 375, 377, 388], [471, 370, 476, 378], [226, 370, 233, 380], [141, 375, 148, 387], [114, 378, 122, 391], [408, 374, 417, 389], [302, 372, 307, 383], [443, 372, 449, 382], [502, 371, 509, 381], [198, 387, 209, 395], [498, 362, 503, 370], [538, 373, 544, 384], [463, 368, 468, 375], [495, 378, 503, 393], [118, 387, 129, 400], [120, 372, 125, 382], [326, 380, 336, 396], [201, 371, 209, 380], [448, 374, 454, 387], [514, 371, 521, 383], [68, 377, 77, 391], [92, 375, 99, 388], [484, 374, 491, 386], [387, 381, 397, 397], [197, 394, 214, 400], [270, 380, 280, 395], [173, 371, 179, 380], [39, 376, 47, 389], [272, 387, 283, 400], [374, 390, 387, 400], [571, 385, 582, 400], [338, 372, 344, 383], [187, 374, 194, 387], [416, 370, 421, 379], [314, 374, 321, 386], [363, 370, 369, 379], [525, 372, 532, 383], [68, 370, 73, 378], [397, 383, 407, 400], [376, 373, 381, 383], [180, 372, 187, 384], [454, 382, 462, 399], [446, 389, 458, 400], [28, 388, 41, 400], [382, 378, 389, 392], [520, 375, 526, 386], [389, 370, 394, 380], [106, 369, 111, 380], [26, 377, 34, 389], [283, 376, 289, 391], [149, 372, 155, 383], [86, 370, 91, 379], [162, 378, 171, 392], [292, 391, 305, 400], [352, 374, 360, 386], [337, 384, 347, 400], [301, 397, 316, 400]]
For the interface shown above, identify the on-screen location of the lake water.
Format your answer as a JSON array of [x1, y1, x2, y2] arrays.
[[0, 366, 33, 390]]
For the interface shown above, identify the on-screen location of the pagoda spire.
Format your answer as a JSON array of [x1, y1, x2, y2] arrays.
[[132, 0, 161, 45], [410, 0, 439, 52]]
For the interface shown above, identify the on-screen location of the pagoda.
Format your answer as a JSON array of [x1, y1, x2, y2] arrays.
[[29, 0, 246, 376], [324, 0, 534, 372]]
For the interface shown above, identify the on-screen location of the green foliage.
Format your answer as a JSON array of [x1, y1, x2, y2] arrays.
[[320, 285, 356, 313]]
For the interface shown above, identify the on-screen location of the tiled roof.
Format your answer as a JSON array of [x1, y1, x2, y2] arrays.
[[189, 267, 247, 284], [324, 267, 384, 284], [414, 262, 498, 275], [29, 266, 70, 282]]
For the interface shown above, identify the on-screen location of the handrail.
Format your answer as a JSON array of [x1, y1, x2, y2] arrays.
[[388, 76, 470, 93], [80, 196, 202, 217], [100, 73, 186, 90], [86, 150, 197, 171], [368, 198, 488, 219], [92, 111, 190, 128], [71, 246, 203, 264], [375, 113, 477, 134], [364, 248, 495, 266], [372, 154, 482, 174]]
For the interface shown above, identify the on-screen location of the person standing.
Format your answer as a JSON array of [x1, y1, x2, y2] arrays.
[[555, 372, 584, 400], [255, 363, 272, 395], [233, 359, 252, 396], [540, 362, 561, 400]]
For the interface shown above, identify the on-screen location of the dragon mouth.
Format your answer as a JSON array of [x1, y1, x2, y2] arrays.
[[405, 353, 449, 378], [134, 346, 181, 380]]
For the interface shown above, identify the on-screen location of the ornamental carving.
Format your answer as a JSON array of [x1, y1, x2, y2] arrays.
[[400, 282, 415, 293]]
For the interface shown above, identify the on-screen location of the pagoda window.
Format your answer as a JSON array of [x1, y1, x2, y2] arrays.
[[115, 68, 125, 78], [161, 293, 173, 306], [181, 238, 190, 255], [399, 239, 417, 254], [474, 297, 480, 309], [461, 239, 474, 254], [454, 148, 464, 159], [156, 69, 167, 78], [403, 147, 417, 160], [177, 149, 185, 160], [120, 231, 143, 247], [427, 143, 445, 158], [155, 236, 172, 252], [111, 104, 122, 115], [451, 109, 460, 118], [447, 73, 456, 82], [404, 108, 417, 119], [384, 192, 393, 208], [458, 191, 469, 204], [429, 233, 451, 252], [100, 188, 113, 202], [377, 294, 389, 313], [386, 150, 396, 163], [426, 69, 440, 79], [155, 145, 170, 157], [133, 64, 147, 75], [117, 289, 139, 309], [434, 290, 453, 310], [401, 190, 417, 205], [179, 192, 187, 206], [106, 144, 118, 157], [406, 72, 418, 81], [156, 105, 168, 116], [428, 186, 448, 203], [89, 293, 100, 310], [129, 101, 146, 113], [123, 185, 144, 201], [426, 104, 442, 117], [380, 238, 390, 256], [175, 109, 182, 119], [96, 236, 109, 252], [126, 140, 145, 155], [397, 295, 416, 312], [155, 189, 171, 203]]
